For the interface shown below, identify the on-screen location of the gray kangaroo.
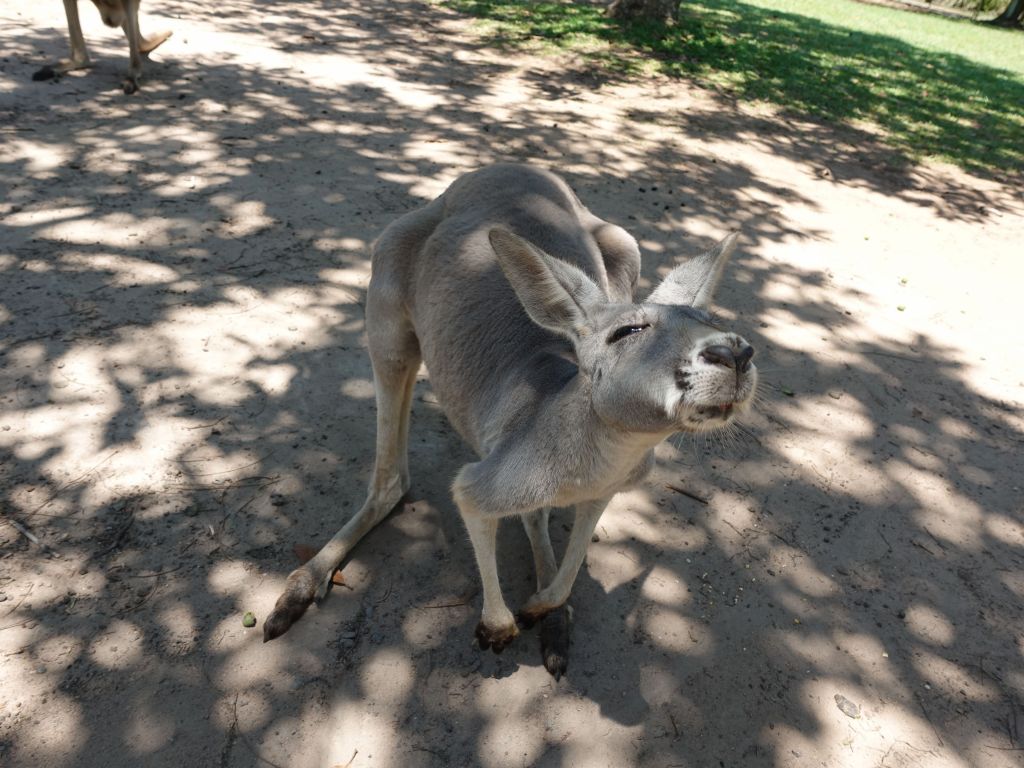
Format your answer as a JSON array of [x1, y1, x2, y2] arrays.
[[264, 164, 758, 678], [33, 0, 172, 94]]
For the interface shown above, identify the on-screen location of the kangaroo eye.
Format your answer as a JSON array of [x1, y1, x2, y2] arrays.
[[608, 324, 650, 344]]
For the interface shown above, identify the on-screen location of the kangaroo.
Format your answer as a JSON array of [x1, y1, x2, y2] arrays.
[[33, 0, 172, 94], [264, 164, 758, 679]]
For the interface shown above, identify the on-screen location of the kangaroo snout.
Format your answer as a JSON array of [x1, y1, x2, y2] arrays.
[[700, 343, 754, 373]]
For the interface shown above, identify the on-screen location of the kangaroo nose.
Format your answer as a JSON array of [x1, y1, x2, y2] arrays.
[[701, 344, 755, 372], [735, 344, 754, 373], [700, 344, 737, 369]]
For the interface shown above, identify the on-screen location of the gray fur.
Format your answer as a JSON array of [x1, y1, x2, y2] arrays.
[[264, 164, 758, 676]]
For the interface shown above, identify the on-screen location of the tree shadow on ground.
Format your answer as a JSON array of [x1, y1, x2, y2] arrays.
[[0, 1, 1021, 767], [451, 0, 1024, 178]]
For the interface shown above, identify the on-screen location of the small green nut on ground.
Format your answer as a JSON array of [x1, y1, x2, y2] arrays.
[[243, 611, 257, 628]]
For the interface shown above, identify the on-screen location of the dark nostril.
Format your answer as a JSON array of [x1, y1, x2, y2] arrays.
[[735, 345, 754, 373], [700, 344, 736, 369]]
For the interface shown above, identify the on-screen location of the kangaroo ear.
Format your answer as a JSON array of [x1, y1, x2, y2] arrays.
[[647, 232, 738, 309], [489, 227, 604, 340]]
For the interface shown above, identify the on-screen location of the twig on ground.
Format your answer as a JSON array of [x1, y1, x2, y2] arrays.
[[915, 691, 945, 747], [0, 618, 37, 633], [185, 416, 227, 430], [411, 745, 446, 761], [922, 526, 949, 551], [863, 350, 922, 363], [2, 517, 40, 545], [189, 454, 275, 478], [115, 574, 159, 616], [25, 449, 121, 520], [418, 591, 477, 610], [220, 485, 275, 534], [617, 549, 640, 564], [665, 484, 709, 505], [768, 529, 796, 547], [877, 525, 894, 552], [233, 694, 288, 768], [0, 583, 34, 619], [172, 476, 280, 492], [722, 519, 745, 537], [665, 704, 680, 738], [93, 511, 135, 560], [131, 565, 184, 579], [910, 539, 935, 556], [373, 578, 394, 607]]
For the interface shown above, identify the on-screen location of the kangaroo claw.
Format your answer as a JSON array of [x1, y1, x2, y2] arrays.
[[475, 620, 518, 654], [263, 568, 317, 642], [539, 606, 572, 680]]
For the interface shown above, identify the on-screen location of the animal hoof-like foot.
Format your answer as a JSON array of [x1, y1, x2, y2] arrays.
[[475, 620, 518, 654], [263, 568, 317, 642], [122, 77, 139, 95], [517, 604, 552, 630], [33, 66, 57, 82], [140, 30, 173, 55], [539, 606, 572, 680]]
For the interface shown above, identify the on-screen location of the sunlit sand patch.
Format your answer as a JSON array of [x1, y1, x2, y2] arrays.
[[911, 647, 1000, 702], [4, 204, 92, 227], [11, 691, 86, 763], [476, 711, 546, 768], [764, 677, 972, 768], [122, 697, 178, 756], [89, 619, 145, 669], [903, 602, 956, 647], [0, 138, 73, 173], [640, 564, 691, 606], [645, 606, 713, 655]]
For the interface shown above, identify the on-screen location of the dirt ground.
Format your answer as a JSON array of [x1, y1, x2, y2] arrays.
[[1, 1, 1022, 767]]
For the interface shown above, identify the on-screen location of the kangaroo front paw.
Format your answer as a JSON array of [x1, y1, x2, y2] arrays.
[[263, 568, 318, 642], [475, 620, 518, 654], [539, 606, 572, 680]]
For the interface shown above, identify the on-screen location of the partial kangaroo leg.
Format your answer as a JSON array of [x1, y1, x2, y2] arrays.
[[123, 0, 173, 92], [522, 508, 572, 680], [456, 502, 518, 653], [518, 498, 607, 625], [122, 0, 171, 93], [138, 25, 172, 54], [33, 0, 91, 81], [119, 0, 144, 93], [263, 295, 420, 642]]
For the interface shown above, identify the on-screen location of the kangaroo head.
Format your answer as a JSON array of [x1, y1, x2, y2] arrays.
[[488, 228, 757, 436]]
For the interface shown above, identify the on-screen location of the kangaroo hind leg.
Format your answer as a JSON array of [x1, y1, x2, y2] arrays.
[[263, 286, 420, 642], [519, 498, 607, 624], [522, 508, 572, 680]]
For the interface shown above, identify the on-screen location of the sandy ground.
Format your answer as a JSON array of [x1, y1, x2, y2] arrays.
[[1, 1, 1023, 767]]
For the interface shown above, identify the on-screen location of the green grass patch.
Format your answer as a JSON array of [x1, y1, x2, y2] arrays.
[[447, 0, 1024, 175]]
